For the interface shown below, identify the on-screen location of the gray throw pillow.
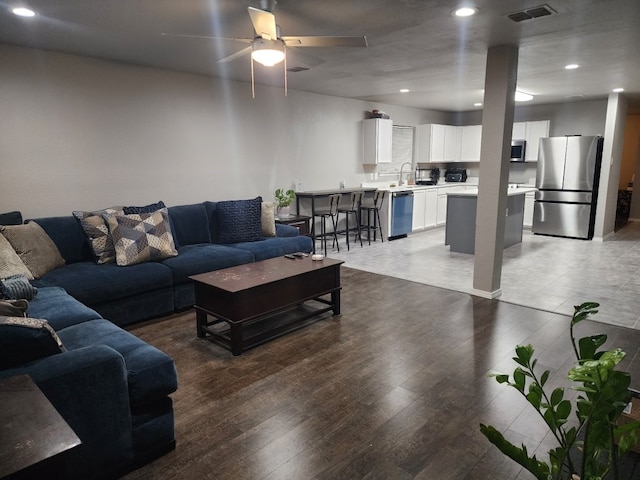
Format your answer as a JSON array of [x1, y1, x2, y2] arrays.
[[0, 222, 65, 279]]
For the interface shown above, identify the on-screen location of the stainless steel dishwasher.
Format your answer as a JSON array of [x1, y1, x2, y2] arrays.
[[390, 191, 414, 239]]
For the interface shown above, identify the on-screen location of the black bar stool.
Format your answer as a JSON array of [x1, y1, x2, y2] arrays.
[[313, 194, 341, 256], [337, 191, 363, 250], [360, 190, 386, 244]]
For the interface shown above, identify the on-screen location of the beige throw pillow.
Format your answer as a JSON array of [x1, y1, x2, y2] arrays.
[[0, 233, 34, 280], [261, 202, 277, 237], [0, 223, 65, 279]]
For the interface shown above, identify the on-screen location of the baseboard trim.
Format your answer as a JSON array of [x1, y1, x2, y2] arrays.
[[471, 288, 502, 299]]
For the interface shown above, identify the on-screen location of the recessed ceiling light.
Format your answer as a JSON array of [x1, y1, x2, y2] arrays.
[[565, 64, 580, 70], [515, 91, 534, 102], [454, 7, 478, 17], [12, 7, 35, 17], [474, 103, 483, 107], [400, 89, 410, 93], [613, 88, 625, 93]]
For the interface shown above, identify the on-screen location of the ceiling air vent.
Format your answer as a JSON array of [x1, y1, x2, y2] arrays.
[[287, 66, 310, 73], [507, 4, 556, 22]]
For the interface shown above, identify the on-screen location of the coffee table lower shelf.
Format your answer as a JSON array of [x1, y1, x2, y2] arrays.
[[195, 292, 339, 355]]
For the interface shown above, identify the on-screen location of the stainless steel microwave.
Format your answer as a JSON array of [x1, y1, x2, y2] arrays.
[[510, 140, 527, 162]]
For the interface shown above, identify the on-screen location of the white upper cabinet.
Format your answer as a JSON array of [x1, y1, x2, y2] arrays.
[[512, 122, 527, 140], [524, 120, 550, 161], [416, 124, 462, 163], [443, 125, 462, 162], [417, 119, 549, 164], [362, 118, 393, 164], [459, 125, 482, 162]]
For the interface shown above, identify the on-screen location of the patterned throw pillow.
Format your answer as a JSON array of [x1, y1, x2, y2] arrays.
[[0, 232, 34, 280], [217, 197, 264, 244], [73, 207, 124, 264], [0, 222, 65, 279], [104, 208, 178, 266], [261, 202, 277, 237], [0, 316, 66, 369]]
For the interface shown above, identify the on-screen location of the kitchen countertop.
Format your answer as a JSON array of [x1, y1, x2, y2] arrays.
[[360, 182, 478, 193], [447, 186, 537, 196]]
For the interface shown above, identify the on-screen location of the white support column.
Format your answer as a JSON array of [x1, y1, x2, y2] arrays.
[[472, 45, 519, 299]]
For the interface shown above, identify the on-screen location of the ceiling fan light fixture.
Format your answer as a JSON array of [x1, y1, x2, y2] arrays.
[[251, 38, 285, 67]]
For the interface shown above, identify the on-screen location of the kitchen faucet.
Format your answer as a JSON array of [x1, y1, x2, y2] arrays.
[[398, 162, 413, 186]]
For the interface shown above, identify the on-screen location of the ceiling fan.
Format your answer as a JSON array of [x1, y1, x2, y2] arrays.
[[162, 0, 367, 97]]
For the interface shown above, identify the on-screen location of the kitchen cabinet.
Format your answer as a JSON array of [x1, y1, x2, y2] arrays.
[[412, 189, 426, 231], [436, 187, 450, 225], [512, 120, 550, 161], [523, 191, 535, 228], [459, 125, 482, 162], [425, 189, 438, 228], [362, 118, 392, 164], [512, 122, 527, 140], [524, 120, 550, 161], [415, 124, 461, 163]]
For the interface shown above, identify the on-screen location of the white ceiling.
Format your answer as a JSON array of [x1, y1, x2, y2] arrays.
[[2, 0, 639, 113]]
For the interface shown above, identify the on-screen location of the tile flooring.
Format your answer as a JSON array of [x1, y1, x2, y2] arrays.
[[329, 221, 640, 329]]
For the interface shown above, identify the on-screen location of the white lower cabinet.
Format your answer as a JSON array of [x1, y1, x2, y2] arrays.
[[412, 190, 426, 231], [425, 190, 438, 228], [437, 189, 449, 226], [524, 192, 535, 228], [411, 188, 440, 232]]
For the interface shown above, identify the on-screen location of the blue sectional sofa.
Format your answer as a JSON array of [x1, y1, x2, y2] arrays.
[[33, 200, 313, 326], [0, 199, 313, 479]]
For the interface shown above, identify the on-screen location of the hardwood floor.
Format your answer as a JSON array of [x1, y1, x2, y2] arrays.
[[122, 267, 640, 480]]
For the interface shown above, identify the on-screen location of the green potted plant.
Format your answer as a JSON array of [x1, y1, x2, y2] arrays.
[[480, 302, 640, 480], [274, 188, 295, 218]]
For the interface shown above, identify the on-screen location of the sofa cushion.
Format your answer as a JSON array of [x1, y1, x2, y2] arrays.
[[27, 286, 102, 330], [57, 319, 178, 407], [28, 216, 93, 264], [73, 207, 124, 264], [104, 209, 178, 266], [216, 197, 264, 244], [0, 316, 65, 369], [37, 260, 173, 307], [123, 201, 166, 215], [0, 222, 65, 279], [261, 202, 277, 237], [167, 204, 211, 246], [0, 232, 34, 280], [230, 236, 313, 262], [0, 211, 22, 226], [162, 243, 254, 284]]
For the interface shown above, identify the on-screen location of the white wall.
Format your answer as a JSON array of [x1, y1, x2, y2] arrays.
[[0, 45, 447, 218]]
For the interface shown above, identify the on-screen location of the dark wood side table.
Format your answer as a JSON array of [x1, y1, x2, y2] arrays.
[[275, 214, 311, 236], [0, 374, 81, 479]]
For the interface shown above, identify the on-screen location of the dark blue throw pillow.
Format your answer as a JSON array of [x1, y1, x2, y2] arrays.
[[123, 201, 166, 215], [0, 211, 22, 226], [217, 197, 264, 244], [0, 316, 66, 369]]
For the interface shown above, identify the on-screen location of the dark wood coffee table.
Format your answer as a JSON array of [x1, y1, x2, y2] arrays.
[[190, 256, 344, 355]]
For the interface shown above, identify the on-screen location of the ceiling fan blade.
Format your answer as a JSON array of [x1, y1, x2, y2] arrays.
[[282, 36, 368, 48], [248, 7, 278, 40], [216, 45, 253, 63], [161, 33, 252, 44]]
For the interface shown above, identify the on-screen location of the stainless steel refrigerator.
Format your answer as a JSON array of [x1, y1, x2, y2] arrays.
[[532, 135, 604, 239]]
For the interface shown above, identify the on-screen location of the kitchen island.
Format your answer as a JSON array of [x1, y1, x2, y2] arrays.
[[445, 187, 536, 254]]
